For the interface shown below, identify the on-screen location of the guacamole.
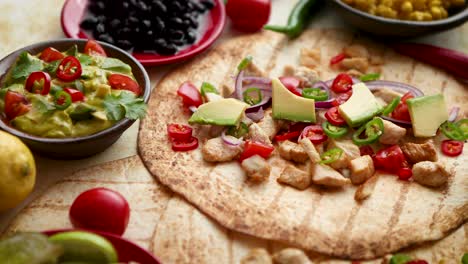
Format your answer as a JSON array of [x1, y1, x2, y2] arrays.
[[0, 41, 146, 138]]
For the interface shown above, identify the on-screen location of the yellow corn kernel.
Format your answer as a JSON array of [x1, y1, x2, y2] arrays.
[[422, 11, 433, 20], [409, 11, 425, 20], [401, 1, 414, 12], [430, 6, 443, 18]]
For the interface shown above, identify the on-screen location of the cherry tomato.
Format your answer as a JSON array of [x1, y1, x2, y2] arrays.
[[331, 91, 352, 106], [274, 131, 301, 142], [84, 40, 107, 57], [167, 124, 193, 142], [69, 188, 130, 236], [301, 125, 328, 144], [397, 167, 412, 181], [401, 92, 414, 103], [441, 140, 463, 157], [172, 136, 199, 151], [25, 71, 51, 95], [226, 0, 271, 32], [3, 91, 31, 120], [63, 87, 84, 102], [108, 74, 141, 96], [39, 47, 65, 62], [391, 103, 411, 122], [239, 140, 275, 162], [177, 82, 203, 107], [57, 56, 82, 81], [359, 145, 374, 156], [279, 76, 301, 96], [331, 73, 353, 93], [330, 53, 346, 65], [374, 145, 406, 174], [325, 106, 346, 126]]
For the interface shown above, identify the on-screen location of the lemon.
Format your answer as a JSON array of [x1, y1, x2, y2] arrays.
[[0, 131, 36, 212]]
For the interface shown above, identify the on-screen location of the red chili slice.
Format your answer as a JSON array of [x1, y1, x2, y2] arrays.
[[167, 124, 193, 142], [239, 140, 275, 162], [279, 76, 302, 96], [108, 74, 141, 96], [4, 91, 31, 120], [57, 56, 82, 81], [301, 125, 328, 144], [63, 87, 84, 102], [391, 92, 413, 122], [274, 131, 301, 142], [330, 53, 346, 65], [331, 91, 352, 107], [331, 73, 353, 93], [172, 136, 199, 151], [441, 140, 463, 157], [84, 40, 107, 57], [25, 71, 51, 95], [177, 82, 203, 107], [39, 47, 65, 62], [397, 167, 412, 181], [325, 106, 346, 126]]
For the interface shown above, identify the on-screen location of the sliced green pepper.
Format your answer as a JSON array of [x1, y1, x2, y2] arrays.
[[322, 121, 348, 139], [320, 147, 343, 164], [359, 73, 381, 82], [455, 119, 468, 139], [50, 84, 63, 95], [462, 253, 468, 264], [227, 122, 249, 138], [440, 121, 465, 141], [200, 82, 218, 96], [54, 91, 72, 110], [381, 97, 401, 116], [237, 55, 253, 71], [389, 254, 412, 264], [352, 118, 384, 146], [243, 88, 263, 106], [302, 88, 328, 101]]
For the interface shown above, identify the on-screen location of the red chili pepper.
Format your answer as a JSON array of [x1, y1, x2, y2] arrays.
[[397, 167, 412, 181], [167, 124, 193, 142], [3, 91, 30, 120], [331, 91, 352, 106], [177, 82, 203, 107], [171, 136, 199, 152], [441, 140, 463, 157], [274, 131, 301, 142], [63, 88, 84, 102], [57, 56, 82, 81], [39, 47, 65, 62], [406, 260, 429, 264], [239, 140, 274, 162], [25, 71, 51, 95], [391, 92, 413, 122], [108, 74, 141, 96], [325, 106, 346, 126], [374, 145, 406, 174], [84, 40, 107, 57], [359, 145, 374, 156], [330, 53, 346, 65], [331, 73, 353, 93], [301, 125, 328, 144], [279, 76, 302, 96]]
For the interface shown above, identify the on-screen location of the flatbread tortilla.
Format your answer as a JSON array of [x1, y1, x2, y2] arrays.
[[3, 156, 467, 263], [138, 29, 468, 259]]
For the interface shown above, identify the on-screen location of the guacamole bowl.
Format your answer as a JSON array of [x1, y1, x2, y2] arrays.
[[0, 39, 150, 159]]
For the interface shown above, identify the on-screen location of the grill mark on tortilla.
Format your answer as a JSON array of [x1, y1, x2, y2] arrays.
[[265, 36, 288, 74], [187, 207, 197, 261], [332, 202, 361, 255], [428, 168, 454, 230], [405, 61, 417, 82], [226, 229, 234, 264], [266, 186, 286, 211], [55, 179, 151, 184], [382, 183, 410, 248], [28, 204, 69, 210], [149, 191, 174, 254], [298, 189, 323, 236]]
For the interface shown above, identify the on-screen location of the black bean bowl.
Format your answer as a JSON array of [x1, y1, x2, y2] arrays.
[[0, 39, 150, 159], [330, 0, 468, 38]]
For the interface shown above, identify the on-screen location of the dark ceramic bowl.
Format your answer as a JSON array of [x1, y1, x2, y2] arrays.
[[331, 0, 468, 37], [0, 39, 150, 159]]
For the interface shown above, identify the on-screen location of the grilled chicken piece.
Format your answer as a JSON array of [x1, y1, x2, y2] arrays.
[[341, 57, 369, 73], [354, 175, 379, 201], [241, 155, 271, 182], [379, 119, 406, 145], [327, 139, 361, 161], [349, 155, 375, 185], [257, 109, 280, 140], [294, 66, 320, 87], [300, 48, 321, 69], [299, 138, 321, 163], [272, 248, 312, 264], [277, 164, 311, 190], [278, 140, 309, 163], [248, 123, 272, 146], [373, 88, 403, 103], [241, 248, 272, 264], [327, 147, 350, 170], [311, 163, 350, 187], [401, 141, 438, 163], [201, 137, 242, 162], [412, 161, 451, 187], [343, 44, 369, 59]]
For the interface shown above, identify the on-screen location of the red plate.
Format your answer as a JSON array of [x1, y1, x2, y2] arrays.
[[61, 0, 226, 66], [43, 228, 160, 264]]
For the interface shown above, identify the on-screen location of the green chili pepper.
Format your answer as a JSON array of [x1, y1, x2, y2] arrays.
[[382, 97, 401, 116], [200, 82, 218, 96], [50, 84, 63, 95], [237, 55, 253, 71], [462, 253, 468, 264], [54, 91, 72, 110], [322, 121, 348, 139], [359, 73, 381, 82], [227, 122, 249, 138], [243, 88, 263, 106], [264, 0, 322, 38], [302, 88, 328, 101], [320, 147, 343, 164], [440, 121, 465, 141], [455, 119, 468, 139], [389, 254, 412, 264], [352, 118, 384, 146]]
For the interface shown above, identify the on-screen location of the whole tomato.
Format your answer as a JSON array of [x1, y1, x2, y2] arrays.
[[69, 188, 130, 236], [226, 0, 271, 32]]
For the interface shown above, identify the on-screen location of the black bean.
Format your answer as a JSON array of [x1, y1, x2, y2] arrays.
[[157, 43, 178, 55], [137, 1, 149, 12], [80, 16, 98, 30], [201, 0, 215, 9], [142, 19, 152, 29], [186, 30, 197, 44], [117, 27, 132, 38], [151, 0, 167, 13], [95, 23, 106, 34], [108, 19, 121, 29], [192, 2, 206, 12], [154, 38, 167, 49], [96, 15, 107, 23], [168, 17, 184, 29], [152, 17, 165, 33], [98, 34, 114, 44], [117, 40, 133, 50]]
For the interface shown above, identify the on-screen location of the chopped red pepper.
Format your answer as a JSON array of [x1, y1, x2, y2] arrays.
[[172, 136, 199, 152], [39, 47, 65, 62], [108, 74, 141, 96], [279, 76, 302, 96], [330, 53, 346, 65], [64, 88, 84, 102], [274, 131, 301, 142], [239, 141, 274, 162], [167, 124, 193, 142], [391, 92, 414, 122], [441, 140, 463, 157], [177, 82, 203, 107], [397, 167, 412, 181], [325, 106, 346, 126], [301, 125, 328, 144]]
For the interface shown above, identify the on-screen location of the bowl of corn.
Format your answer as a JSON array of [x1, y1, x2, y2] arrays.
[[331, 0, 468, 37]]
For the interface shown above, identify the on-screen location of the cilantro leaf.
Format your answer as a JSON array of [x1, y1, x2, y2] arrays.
[[100, 58, 131, 73], [64, 45, 78, 56], [44, 60, 61, 74], [11, 52, 44, 80], [77, 54, 93, 66], [103, 91, 147, 121]]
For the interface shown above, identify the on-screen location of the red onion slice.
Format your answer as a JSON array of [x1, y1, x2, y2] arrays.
[[365, 80, 424, 97], [221, 129, 243, 146], [448, 107, 460, 122], [245, 95, 272, 113], [234, 70, 245, 100], [243, 76, 272, 85], [246, 107, 265, 122], [380, 116, 412, 127]]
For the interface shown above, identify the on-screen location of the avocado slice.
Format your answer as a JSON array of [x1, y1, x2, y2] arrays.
[[407, 94, 448, 137], [69, 104, 96, 121], [189, 98, 248, 126], [272, 78, 316, 122], [338, 83, 383, 127]]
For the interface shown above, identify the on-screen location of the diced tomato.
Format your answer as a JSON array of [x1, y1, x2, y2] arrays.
[[39, 47, 65, 62], [330, 53, 346, 65], [167, 124, 193, 142], [401, 92, 414, 103], [25, 71, 51, 95], [374, 145, 406, 174], [331, 73, 353, 93], [274, 131, 301, 142], [84, 40, 107, 57], [325, 106, 346, 126], [441, 140, 463, 157], [63, 88, 84, 102], [331, 91, 352, 107], [279, 76, 301, 96], [108, 74, 141, 96], [4, 91, 31, 120], [397, 167, 412, 181], [171, 136, 199, 151], [301, 125, 328, 144], [239, 140, 274, 162], [359, 145, 374, 156], [57, 56, 82, 82], [391, 92, 413, 122], [177, 82, 203, 107]]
